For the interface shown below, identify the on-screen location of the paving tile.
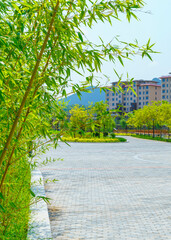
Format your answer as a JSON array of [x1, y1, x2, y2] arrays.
[[40, 137, 171, 240]]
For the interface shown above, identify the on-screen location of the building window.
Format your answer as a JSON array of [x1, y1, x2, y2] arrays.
[[139, 92, 141, 95], [139, 97, 141, 100], [143, 86, 145, 89], [124, 97, 126, 100], [167, 84, 168, 87], [167, 78, 168, 82], [139, 86, 141, 89], [146, 91, 148, 94], [116, 98, 118, 101], [162, 79, 165, 82], [143, 102, 145, 105], [112, 98, 114, 101], [124, 103, 126, 106], [143, 97, 144, 100], [146, 102, 148, 104], [155, 97, 157, 100], [107, 98, 109, 101], [162, 96, 165, 99], [107, 93, 109, 96], [139, 102, 141, 105], [112, 93, 114, 96], [155, 92, 157, 95], [112, 103, 114, 106], [134, 100, 136, 103], [127, 92, 129, 95], [119, 100, 121, 103], [146, 86, 149, 89], [155, 87, 157, 90], [167, 90, 168, 93], [162, 84, 165, 87], [130, 97, 132, 100], [146, 96, 148, 100], [130, 92, 132, 95], [143, 91, 145, 94], [162, 90, 165, 93], [127, 103, 129, 106], [119, 95, 121, 98]]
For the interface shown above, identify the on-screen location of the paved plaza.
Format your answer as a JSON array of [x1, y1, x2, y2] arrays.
[[40, 136, 171, 240]]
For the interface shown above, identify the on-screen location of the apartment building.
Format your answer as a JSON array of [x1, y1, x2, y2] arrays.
[[160, 75, 171, 102], [106, 79, 161, 112]]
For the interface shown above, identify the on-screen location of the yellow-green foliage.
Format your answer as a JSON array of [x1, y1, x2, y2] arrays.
[[0, 157, 31, 239], [62, 137, 125, 143], [116, 133, 131, 136], [127, 101, 171, 128], [0, 0, 155, 237]]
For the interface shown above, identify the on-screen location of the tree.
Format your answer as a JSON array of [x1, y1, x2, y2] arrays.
[[0, 0, 155, 237], [69, 105, 90, 137], [127, 101, 171, 136], [90, 101, 115, 137]]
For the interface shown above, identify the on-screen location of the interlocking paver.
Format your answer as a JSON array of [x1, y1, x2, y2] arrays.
[[40, 136, 171, 239]]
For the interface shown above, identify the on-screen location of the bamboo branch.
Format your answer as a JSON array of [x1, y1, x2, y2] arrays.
[[0, 36, 59, 189], [0, 0, 60, 168]]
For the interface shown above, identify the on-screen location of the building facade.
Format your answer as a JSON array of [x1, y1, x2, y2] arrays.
[[106, 80, 161, 112], [160, 75, 171, 102]]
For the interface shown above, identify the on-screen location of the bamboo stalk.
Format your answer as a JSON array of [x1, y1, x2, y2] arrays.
[[0, 35, 59, 189], [0, 1, 60, 168]]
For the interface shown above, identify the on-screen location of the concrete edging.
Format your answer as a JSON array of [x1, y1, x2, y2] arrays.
[[27, 169, 52, 240]]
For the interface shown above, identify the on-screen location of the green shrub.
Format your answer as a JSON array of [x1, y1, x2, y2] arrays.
[[110, 133, 116, 138], [0, 157, 31, 239], [62, 137, 126, 143], [131, 134, 171, 142]]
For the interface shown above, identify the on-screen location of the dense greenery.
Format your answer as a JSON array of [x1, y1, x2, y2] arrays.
[[0, 0, 155, 237], [127, 101, 171, 129], [0, 158, 31, 239], [62, 136, 127, 143], [66, 101, 115, 138]]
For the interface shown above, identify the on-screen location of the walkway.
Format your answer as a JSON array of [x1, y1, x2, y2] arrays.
[[40, 136, 171, 239]]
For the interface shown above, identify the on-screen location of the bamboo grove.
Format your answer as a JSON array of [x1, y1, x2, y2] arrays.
[[0, 0, 155, 238]]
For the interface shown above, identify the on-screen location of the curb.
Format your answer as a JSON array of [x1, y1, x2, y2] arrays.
[[27, 169, 52, 240]]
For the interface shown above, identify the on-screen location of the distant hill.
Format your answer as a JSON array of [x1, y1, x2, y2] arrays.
[[152, 78, 161, 85], [62, 86, 105, 106]]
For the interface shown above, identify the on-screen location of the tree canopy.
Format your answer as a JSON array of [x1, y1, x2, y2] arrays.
[[127, 101, 171, 129]]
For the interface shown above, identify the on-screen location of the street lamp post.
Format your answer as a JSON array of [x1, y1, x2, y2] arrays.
[[152, 119, 155, 138]]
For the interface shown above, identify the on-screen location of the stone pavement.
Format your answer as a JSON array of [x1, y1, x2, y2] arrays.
[[40, 136, 171, 240]]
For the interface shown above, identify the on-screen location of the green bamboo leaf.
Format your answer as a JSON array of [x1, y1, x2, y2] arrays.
[[0, 192, 4, 200], [78, 32, 83, 42], [30, 189, 36, 197], [0, 204, 5, 212], [118, 55, 124, 66]]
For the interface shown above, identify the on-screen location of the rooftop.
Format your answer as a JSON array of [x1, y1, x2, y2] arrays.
[[159, 75, 171, 79], [112, 79, 158, 84]]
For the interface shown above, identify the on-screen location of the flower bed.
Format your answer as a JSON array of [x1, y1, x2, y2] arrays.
[[62, 137, 127, 143]]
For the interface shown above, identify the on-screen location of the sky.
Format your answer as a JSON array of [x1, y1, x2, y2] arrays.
[[72, 0, 171, 86]]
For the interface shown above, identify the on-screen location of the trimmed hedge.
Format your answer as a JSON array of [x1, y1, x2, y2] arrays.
[[116, 133, 171, 142], [62, 137, 127, 143], [130, 134, 171, 142]]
